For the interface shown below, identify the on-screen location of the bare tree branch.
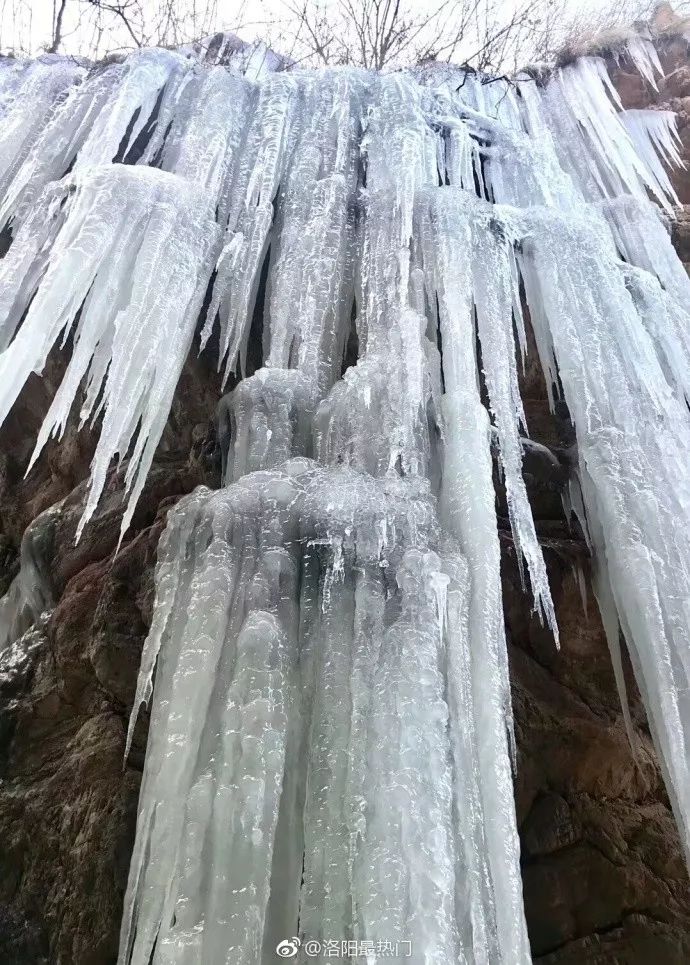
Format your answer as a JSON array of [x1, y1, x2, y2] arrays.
[[48, 0, 69, 52], [0, 0, 662, 71]]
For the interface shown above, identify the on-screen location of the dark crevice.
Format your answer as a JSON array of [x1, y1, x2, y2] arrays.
[[115, 85, 166, 165], [341, 298, 359, 375], [246, 243, 271, 378], [532, 909, 678, 960], [435, 294, 446, 394]]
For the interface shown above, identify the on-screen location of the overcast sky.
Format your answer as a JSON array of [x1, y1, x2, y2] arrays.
[[1, 0, 279, 56], [0, 0, 652, 64]]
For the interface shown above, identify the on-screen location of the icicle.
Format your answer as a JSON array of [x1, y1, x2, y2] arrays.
[[122, 463, 452, 964], [202, 73, 299, 379], [514, 201, 690, 862], [75, 49, 193, 169], [357, 73, 438, 348], [472, 213, 557, 632], [217, 368, 319, 483], [414, 188, 532, 963], [622, 261, 690, 403], [264, 71, 366, 391], [120, 477, 294, 965], [578, 464, 636, 755], [0, 165, 220, 541], [353, 549, 460, 962], [416, 189, 556, 634], [620, 109, 682, 204], [0, 49, 278, 233], [0, 61, 119, 231], [155, 67, 254, 199], [314, 306, 436, 479], [603, 195, 690, 304], [625, 34, 664, 91], [0, 55, 85, 211], [0, 50, 199, 233], [0, 31, 684, 965], [543, 55, 679, 210]]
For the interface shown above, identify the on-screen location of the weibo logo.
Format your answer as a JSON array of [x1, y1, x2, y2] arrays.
[[275, 936, 301, 958]]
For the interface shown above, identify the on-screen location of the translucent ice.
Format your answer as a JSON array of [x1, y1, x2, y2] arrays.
[[0, 55, 85, 214], [0, 500, 61, 653], [513, 202, 690, 862], [0, 165, 219, 541], [0, 29, 685, 965], [217, 368, 319, 483], [624, 34, 664, 91]]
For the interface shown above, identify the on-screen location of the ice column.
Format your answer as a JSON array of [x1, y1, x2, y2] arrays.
[[414, 188, 534, 963], [0, 30, 683, 965], [263, 71, 366, 391], [123, 62, 536, 965], [202, 73, 300, 381]]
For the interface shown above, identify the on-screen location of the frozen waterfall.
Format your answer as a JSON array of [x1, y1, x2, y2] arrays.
[[0, 30, 689, 965]]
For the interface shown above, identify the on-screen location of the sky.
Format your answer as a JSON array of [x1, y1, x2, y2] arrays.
[[0, 0, 656, 66], [0, 0, 274, 57]]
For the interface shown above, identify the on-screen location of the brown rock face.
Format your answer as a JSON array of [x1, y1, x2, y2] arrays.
[[0, 346, 222, 964], [2, 37, 690, 965], [508, 351, 690, 961]]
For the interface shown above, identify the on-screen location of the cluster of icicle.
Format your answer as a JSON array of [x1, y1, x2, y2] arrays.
[[0, 26, 689, 965]]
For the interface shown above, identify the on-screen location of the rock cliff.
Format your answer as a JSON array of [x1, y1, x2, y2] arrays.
[[1, 28, 690, 965]]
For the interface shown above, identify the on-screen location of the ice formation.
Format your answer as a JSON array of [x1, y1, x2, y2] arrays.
[[0, 28, 688, 965], [0, 501, 61, 653], [0, 164, 219, 541]]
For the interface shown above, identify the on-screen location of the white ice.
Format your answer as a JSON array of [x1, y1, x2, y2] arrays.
[[0, 165, 219, 541], [0, 29, 684, 965]]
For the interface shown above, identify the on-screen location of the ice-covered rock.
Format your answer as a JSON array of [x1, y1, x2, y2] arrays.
[[0, 165, 219, 541], [0, 28, 686, 965]]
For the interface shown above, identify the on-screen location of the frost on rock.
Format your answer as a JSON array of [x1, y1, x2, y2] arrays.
[[0, 27, 687, 965]]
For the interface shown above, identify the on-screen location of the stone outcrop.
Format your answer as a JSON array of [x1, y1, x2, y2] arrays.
[[0, 350, 222, 964], [508, 324, 690, 962], [2, 30, 690, 965]]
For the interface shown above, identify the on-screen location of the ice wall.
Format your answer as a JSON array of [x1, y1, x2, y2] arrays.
[[0, 30, 687, 965]]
